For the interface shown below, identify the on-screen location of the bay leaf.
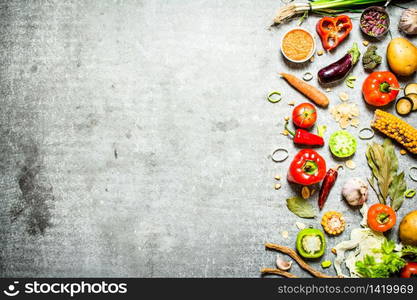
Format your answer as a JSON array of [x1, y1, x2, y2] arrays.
[[390, 171, 407, 211], [286, 196, 316, 219]]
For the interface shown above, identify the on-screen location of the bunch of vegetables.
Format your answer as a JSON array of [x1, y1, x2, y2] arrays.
[[262, 1, 417, 279], [355, 240, 417, 278]]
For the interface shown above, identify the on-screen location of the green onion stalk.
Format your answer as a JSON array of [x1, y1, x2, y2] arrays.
[[273, 0, 386, 25]]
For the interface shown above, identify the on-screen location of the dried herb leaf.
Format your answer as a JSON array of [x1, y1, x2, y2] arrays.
[[366, 139, 407, 210], [286, 196, 316, 218], [390, 172, 407, 211], [368, 176, 384, 204]]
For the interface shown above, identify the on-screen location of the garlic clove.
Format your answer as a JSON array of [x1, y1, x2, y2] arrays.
[[276, 255, 292, 271]]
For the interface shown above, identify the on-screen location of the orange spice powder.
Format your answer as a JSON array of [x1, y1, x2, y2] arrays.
[[282, 29, 314, 61]]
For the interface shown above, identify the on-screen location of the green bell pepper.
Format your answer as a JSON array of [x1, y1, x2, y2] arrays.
[[296, 228, 326, 259]]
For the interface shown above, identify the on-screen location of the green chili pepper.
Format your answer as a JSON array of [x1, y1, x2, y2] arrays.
[[296, 228, 326, 259]]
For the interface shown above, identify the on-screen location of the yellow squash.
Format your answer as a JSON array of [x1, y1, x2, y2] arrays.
[[387, 37, 417, 76]]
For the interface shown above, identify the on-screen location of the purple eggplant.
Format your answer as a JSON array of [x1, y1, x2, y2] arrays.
[[318, 43, 360, 84]]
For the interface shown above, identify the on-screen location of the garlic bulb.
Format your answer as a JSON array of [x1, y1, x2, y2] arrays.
[[399, 8, 417, 35], [342, 177, 368, 207]]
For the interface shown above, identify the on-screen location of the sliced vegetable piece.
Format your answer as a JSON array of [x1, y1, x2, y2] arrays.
[[303, 72, 313, 81], [406, 93, 417, 111], [296, 228, 326, 259], [405, 83, 417, 96], [267, 91, 282, 103], [329, 130, 357, 158], [271, 148, 289, 162], [359, 127, 374, 140], [410, 167, 417, 182], [345, 160, 356, 169], [321, 260, 332, 269], [316, 15, 352, 51], [345, 75, 356, 89], [317, 125, 327, 137], [405, 189, 416, 198], [395, 97, 413, 116], [321, 211, 346, 236]]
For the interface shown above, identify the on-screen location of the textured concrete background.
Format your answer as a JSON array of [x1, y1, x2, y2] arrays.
[[0, 0, 416, 277]]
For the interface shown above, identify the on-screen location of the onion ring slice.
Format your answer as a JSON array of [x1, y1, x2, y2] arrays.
[[410, 167, 417, 182], [271, 148, 289, 163], [359, 127, 374, 140]]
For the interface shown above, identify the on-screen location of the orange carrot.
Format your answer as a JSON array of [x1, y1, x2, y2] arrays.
[[280, 73, 329, 108]]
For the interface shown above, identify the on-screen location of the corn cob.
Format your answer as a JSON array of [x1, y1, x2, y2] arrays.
[[372, 109, 417, 154]]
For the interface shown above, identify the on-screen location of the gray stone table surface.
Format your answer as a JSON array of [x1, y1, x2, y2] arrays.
[[1, 0, 417, 277]]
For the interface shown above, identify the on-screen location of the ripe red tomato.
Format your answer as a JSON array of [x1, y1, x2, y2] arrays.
[[362, 71, 399, 106], [292, 103, 317, 129]]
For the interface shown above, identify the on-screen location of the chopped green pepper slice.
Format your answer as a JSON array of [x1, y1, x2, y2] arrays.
[[296, 228, 326, 259], [329, 130, 357, 158], [321, 260, 332, 268]]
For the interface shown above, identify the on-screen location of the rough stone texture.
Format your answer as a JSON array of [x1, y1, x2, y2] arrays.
[[0, 0, 416, 277]]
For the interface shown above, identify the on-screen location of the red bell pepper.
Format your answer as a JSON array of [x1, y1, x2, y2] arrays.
[[285, 121, 324, 147], [287, 149, 327, 185], [400, 262, 417, 278], [316, 15, 352, 51], [362, 71, 400, 106]]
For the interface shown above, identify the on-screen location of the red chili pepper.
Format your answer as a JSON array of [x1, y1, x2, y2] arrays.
[[285, 121, 324, 147], [318, 165, 343, 210], [287, 149, 327, 185], [316, 15, 352, 51], [400, 262, 417, 278]]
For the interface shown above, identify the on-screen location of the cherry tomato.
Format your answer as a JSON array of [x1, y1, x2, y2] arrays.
[[400, 262, 417, 278], [292, 103, 317, 129], [362, 71, 399, 106], [367, 203, 396, 232]]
